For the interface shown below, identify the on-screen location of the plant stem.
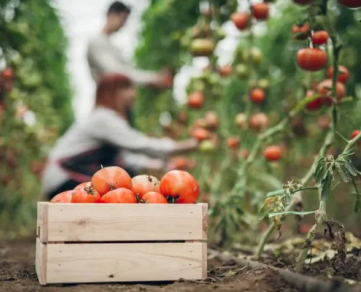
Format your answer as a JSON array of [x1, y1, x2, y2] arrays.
[[343, 129, 361, 153], [255, 130, 334, 259]]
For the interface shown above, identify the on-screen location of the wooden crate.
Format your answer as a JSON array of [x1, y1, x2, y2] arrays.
[[36, 202, 207, 285]]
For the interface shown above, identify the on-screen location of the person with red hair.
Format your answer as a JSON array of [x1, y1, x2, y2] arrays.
[[42, 74, 197, 200]]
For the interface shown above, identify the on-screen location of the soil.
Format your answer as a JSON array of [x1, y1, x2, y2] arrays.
[[1, 238, 360, 292], [0, 238, 297, 292]]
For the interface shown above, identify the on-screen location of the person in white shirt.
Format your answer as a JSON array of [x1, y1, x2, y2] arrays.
[[87, 1, 171, 88], [42, 73, 198, 200]]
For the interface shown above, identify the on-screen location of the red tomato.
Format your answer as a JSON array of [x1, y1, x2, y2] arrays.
[[188, 91, 204, 109], [192, 128, 211, 141], [250, 88, 266, 104], [1, 68, 13, 80], [141, 192, 168, 204], [100, 188, 137, 203], [264, 146, 282, 162], [252, 3, 269, 20], [231, 12, 249, 30], [74, 182, 91, 191], [50, 191, 73, 203], [249, 113, 269, 132], [327, 65, 350, 83], [312, 31, 329, 45], [205, 111, 219, 130], [227, 137, 240, 150], [219, 65, 232, 77], [337, 0, 361, 8], [293, 0, 312, 4], [317, 79, 346, 106], [160, 170, 200, 204], [72, 186, 101, 203], [131, 175, 160, 199], [91, 166, 132, 196], [351, 130, 360, 140], [297, 48, 327, 71], [305, 89, 322, 111], [291, 24, 310, 40]]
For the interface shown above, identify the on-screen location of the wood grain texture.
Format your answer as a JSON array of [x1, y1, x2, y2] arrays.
[[37, 202, 48, 242], [35, 238, 47, 285], [202, 242, 207, 279], [38, 203, 207, 242], [45, 242, 205, 283]]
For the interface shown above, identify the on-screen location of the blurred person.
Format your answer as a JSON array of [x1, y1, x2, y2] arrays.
[[42, 74, 197, 200], [87, 1, 171, 88]]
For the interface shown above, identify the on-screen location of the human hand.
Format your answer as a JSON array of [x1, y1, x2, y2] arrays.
[[152, 69, 173, 89]]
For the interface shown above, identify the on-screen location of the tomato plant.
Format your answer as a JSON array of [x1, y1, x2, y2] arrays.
[[337, 0, 361, 8], [252, 3, 269, 21], [297, 48, 328, 71], [250, 88, 266, 104], [188, 91, 205, 109], [231, 12, 249, 30], [327, 65, 349, 83], [263, 146, 282, 162], [311, 31, 329, 45]]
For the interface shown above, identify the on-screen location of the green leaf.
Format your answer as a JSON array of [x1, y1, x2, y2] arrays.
[[268, 210, 316, 218], [335, 163, 350, 183], [314, 162, 327, 184], [321, 171, 333, 200], [343, 159, 358, 177]]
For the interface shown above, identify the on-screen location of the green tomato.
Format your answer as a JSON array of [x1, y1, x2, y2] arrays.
[[199, 140, 216, 152], [235, 64, 249, 79]]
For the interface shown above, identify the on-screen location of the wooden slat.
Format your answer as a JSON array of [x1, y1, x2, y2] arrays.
[[35, 238, 47, 285], [44, 242, 206, 283], [38, 203, 207, 242], [37, 202, 48, 242]]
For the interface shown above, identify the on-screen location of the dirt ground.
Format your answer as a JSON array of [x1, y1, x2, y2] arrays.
[[2, 237, 361, 292], [0, 238, 301, 292]]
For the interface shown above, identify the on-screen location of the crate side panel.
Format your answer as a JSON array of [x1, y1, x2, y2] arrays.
[[35, 238, 47, 285], [46, 242, 204, 283], [37, 202, 49, 242], [46, 203, 205, 241]]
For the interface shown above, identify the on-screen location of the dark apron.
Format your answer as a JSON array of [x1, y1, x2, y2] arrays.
[[48, 144, 137, 200]]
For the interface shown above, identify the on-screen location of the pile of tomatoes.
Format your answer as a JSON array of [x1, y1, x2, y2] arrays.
[[50, 167, 200, 204]]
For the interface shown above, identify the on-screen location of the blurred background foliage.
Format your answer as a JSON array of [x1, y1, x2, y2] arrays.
[[134, 0, 361, 245], [0, 0, 72, 238]]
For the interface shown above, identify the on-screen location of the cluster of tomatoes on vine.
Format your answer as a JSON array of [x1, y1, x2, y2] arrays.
[[51, 167, 200, 204], [290, 0, 357, 111]]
